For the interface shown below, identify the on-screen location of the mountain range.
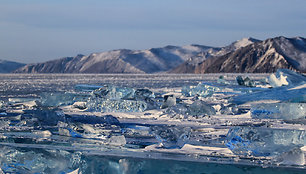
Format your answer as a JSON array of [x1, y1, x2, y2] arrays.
[[6, 36, 306, 74], [14, 45, 215, 73], [172, 36, 306, 73], [0, 60, 25, 73]]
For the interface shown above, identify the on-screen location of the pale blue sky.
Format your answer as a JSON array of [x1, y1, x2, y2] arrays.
[[1, 0, 305, 63]]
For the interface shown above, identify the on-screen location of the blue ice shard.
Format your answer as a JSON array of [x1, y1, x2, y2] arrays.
[[226, 126, 305, 156], [251, 103, 306, 120]]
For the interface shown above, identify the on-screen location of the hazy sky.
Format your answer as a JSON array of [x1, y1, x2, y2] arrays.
[[1, 0, 306, 63]]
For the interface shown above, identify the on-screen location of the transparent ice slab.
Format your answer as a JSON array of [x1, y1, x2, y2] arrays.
[[251, 103, 306, 120], [226, 126, 305, 157], [40, 92, 90, 107]]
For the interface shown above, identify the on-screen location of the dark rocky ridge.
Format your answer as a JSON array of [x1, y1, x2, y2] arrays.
[[171, 36, 306, 73]]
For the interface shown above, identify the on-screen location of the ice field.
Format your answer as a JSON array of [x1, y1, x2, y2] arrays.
[[0, 70, 305, 174]]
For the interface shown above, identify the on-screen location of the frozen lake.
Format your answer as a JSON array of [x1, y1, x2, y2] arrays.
[[0, 73, 268, 98], [0, 73, 305, 174]]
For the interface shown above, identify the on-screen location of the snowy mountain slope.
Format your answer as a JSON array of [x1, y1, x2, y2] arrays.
[[170, 38, 260, 73], [172, 36, 306, 73], [218, 37, 261, 56], [15, 54, 145, 74], [15, 45, 215, 74], [271, 36, 306, 71], [0, 60, 25, 73], [14, 55, 83, 73]]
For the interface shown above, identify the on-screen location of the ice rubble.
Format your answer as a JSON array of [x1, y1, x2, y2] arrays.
[[236, 76, 256, 87], [273, 147, 305, 166], [226, 126, 305, 157], [86, 98, 147, 112], [56, 114, 126, 145], [226, 69, 306, 163], [182, 83, 220, 97], [91, 86, 155, 101], [251, 103, 306, 120], [160, 95, 177, 109], [57, 114, 126, 146], [0, 146, 85, 174], [23, 108, 66, 126], [92, 85, 135, 100], [218, 103, 243, 115], [87, 85, 158, 112], [8, 98, 38, 104], [0, 107, 127, 146], [186, 100, 216, 116], [150, 126, 191, 149], [217, 75, 230, 85], [38, 85, 157, 112], [0, 69, 305, 170], [164, 104, 188, 118], [163, 99, 217, 118]]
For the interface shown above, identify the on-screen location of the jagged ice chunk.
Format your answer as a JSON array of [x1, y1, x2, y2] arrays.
[[251, 103, 306, 120], [226, 126, 305, 157]]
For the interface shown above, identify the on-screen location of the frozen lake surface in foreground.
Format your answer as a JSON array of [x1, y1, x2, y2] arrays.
[[0, 73, 305, 174]]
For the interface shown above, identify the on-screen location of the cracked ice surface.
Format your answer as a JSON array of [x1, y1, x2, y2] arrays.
[[0, 71, 305, 173]]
